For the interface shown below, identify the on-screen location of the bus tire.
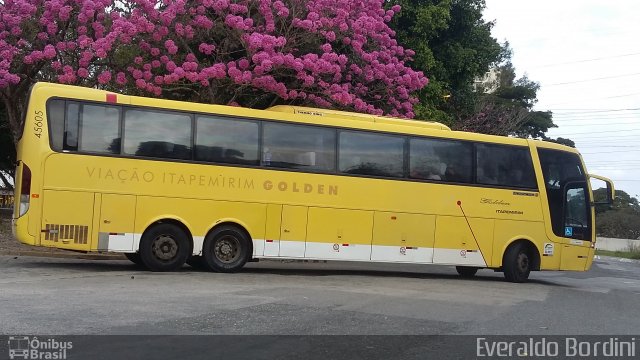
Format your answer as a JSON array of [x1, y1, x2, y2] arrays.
[[202, 225, 250, 273], [503, 242, 531, 283], [456, 266, 478, 278], [139, 224, 190, 272], [124, 253, 144, 267]]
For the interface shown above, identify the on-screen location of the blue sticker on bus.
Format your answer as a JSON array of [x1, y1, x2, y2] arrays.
[[565, 227, 573, 237]]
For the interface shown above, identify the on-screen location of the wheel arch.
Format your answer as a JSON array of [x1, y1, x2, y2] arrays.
[[205, 219, 254, 257], [499, 237, 542, 271], [139, 217, 194, 255]]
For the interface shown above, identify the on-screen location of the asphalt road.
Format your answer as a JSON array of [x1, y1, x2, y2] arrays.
[[1, 255, 639, 337]]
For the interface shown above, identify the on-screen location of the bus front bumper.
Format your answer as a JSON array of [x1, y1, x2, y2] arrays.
[[12, 215, 36, 246]]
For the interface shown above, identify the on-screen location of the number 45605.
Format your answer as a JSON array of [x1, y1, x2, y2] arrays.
[[33, 110, 43, 138]]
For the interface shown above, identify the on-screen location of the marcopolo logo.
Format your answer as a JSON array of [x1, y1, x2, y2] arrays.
[[7, 336, 72, 360]]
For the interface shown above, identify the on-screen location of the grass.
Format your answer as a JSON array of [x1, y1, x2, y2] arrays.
[[596, 249, 640, 260]]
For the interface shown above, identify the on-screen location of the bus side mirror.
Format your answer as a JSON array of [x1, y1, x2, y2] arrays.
[[590, 174, 615, 208], [605, 181, 614, 205]]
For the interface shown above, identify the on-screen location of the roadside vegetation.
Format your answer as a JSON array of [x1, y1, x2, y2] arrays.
[[596, 249, 640, 260], [594, 188, 640, 240]]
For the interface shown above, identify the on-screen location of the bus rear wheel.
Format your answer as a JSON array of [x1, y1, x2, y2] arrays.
[[202, 225, 250, 273], [139, 224, 190, 272], [503, 242, 531, 283], [456, 266, 478, 278]]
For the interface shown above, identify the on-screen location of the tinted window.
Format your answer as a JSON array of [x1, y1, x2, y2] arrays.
[[565, 186, 590, 240], [410, 138, 472, 183], [262, 122, 336, 171], [476, 144, 536, 188], [538, 149, 586, 190], [195, 116, 259, 165], [339, 131, 404, 177], [48, 100, 65, 151], [79, 104, 120, 154], [124, 109, 192, 159]]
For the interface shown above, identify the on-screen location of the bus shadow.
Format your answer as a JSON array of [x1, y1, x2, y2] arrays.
[[14, 258, 142, 272], [240, 266, 568, 287], [14, 257, 568, 287]]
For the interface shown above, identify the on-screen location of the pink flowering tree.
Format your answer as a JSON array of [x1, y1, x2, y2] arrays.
[[0, 0, 428, 143]]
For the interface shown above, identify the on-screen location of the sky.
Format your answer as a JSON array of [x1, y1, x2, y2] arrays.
[[483, 0, 640, 198]]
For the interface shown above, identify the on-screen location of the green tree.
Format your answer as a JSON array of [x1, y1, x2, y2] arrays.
[[593, 188, 640, 239], [455, 58, 572, 142], [596, 209, 640, 240], [390, 1, 568, 142], [594, 188, 640, 213], [390, 0, 504, 125]]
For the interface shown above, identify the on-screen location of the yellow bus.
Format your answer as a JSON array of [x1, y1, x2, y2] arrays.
[[12, 82, 614, 282]]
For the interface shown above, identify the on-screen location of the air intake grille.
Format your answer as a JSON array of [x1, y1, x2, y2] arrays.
[[44, 224, 89, 244]]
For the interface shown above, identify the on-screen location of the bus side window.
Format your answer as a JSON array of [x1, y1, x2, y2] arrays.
[[339, 131, 404, 178], [476, 143, 536, 189], [47, 100, 65, 151], [64, 102, 80, 151], [195, 116, 259, 166], [262, 122, 336, 171], [79, 104, 120, 154], [124, 109, 192, 160], [409, 137, 472, 183]]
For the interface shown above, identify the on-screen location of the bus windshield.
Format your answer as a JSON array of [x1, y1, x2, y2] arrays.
[[537, 148, 591, 241]]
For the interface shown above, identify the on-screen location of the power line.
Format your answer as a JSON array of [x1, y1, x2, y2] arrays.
[[581, 149, 640, 154], [554, 110, 640, 114], [571, 138, 640, 142], [544, 73, 640, 86], [557, 122, 640, 127], [570, 133, 640, 138], [553, 117, 640, 122], [589, 159, 640, 162], [554, 134, 640, 141], [553, 112, 640, 118], [531, 52, 640, 68], [549, 108, 640, 112], [589, 164, 640, 167], [576, 145, 640, 148], [586, 156, 640, 160], [587, 159, 640, 162], [554, 112, 640, 117], [555, 110, 640, 114], [552, 129, 640, 136], [588, 162, 640, 165], [544, 93, 640, 105]]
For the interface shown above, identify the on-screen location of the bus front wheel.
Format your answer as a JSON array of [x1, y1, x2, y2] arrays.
[[139, 224, 190, 272], [503, 242, 531, 283], [202, 225, 251, 273]]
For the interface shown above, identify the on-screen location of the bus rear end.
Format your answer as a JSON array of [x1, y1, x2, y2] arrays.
[[12, 82, 131, 252], [11, 86, 44, 247]]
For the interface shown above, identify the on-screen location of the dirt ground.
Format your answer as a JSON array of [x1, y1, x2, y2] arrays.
[[0, 208, 122, 259]]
